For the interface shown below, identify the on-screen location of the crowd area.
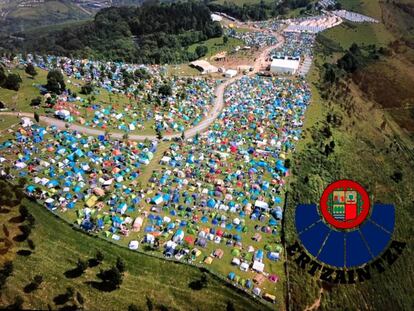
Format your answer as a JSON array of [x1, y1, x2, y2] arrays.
[[0, 73, 311, 299], [225, 29, 278, 48], [139, 75, 311, 297], [271, 32, 316, 59], [0, 126, 156, 236], [20, 55, 217, 134]]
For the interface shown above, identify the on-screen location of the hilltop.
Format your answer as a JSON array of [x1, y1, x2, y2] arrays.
[[2, 2, 223, 64]]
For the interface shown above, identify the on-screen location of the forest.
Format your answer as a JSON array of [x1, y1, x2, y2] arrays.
[[4, 2, 223, 64]]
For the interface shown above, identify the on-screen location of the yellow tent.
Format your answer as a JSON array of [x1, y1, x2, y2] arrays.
[[86, 195, 98, 208]]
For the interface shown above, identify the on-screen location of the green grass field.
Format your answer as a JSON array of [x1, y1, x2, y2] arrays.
[[188, 37, 245, 59], [321, 22, 395, 49], [0, 182, 271, 311]]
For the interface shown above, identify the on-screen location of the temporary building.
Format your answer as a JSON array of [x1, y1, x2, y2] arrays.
[[190, 60, 218, 74], [21, 117, 33, 128], [231, 257, 241, 266], [55, 109, 71, 120], [252, 260, 265, 273], [255, 200, 269, 211], [240, 262, 250, 272], [270, 57, 300, 75], [225, 69, 238, 78]]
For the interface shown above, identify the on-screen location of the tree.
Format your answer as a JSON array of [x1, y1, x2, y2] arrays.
[[0, 65, 6, 85], [19, 205, 28, 219], [46, 70, 65, 94], [33, 275, 43, 288], [156, 128, 163, 140], [195, 45, 208, 58], [31, 97, 42, 107], [32, 111, 39, 123], [158, 83, 172, 96], [45, 77, 61, 94], [9, 295, 24, 310], [3, 73, 22, 91], [116, 257, 126, 273], [25, 63, 37, 78], [96, 250, 104, 263], [134, 68, 150, 80], [76, 291, 85, 306], [76, 258, 88, 274], [80, 82, 94, 95], [100, 266, 123, 288], [128, 304, 140, 311], [146, 296, 154, 311], [226, 301, 235, 311]]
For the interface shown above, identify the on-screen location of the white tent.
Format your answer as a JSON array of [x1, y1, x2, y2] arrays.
[[252, 260, 265, 273], [270, 57, 300, 75]]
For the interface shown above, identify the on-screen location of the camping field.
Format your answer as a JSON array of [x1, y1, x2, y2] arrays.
[[0, 181, 271, 311], [0, 67, 157, 136]]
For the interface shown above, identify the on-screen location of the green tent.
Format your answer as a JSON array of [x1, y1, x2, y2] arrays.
[[231, 249, 240, 256], [264, 244, 272, 251]]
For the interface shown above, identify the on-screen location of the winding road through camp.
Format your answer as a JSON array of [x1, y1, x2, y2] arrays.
[[0, 32, 284, 141]]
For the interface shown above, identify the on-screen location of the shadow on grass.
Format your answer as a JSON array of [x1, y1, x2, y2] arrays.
[[0, 247, 10, 255], [0, 207, 10, 214], [23, 282, 37, 293], [64, 267, 83, 279], [9, 215, 24, 223], [53, 293, 70, 305], [16, 249, 32, 256], [58, 305, 78, 311], [12, 233, 28, 242], [88, 258, 99, 268], [85, 280, 118, 292]]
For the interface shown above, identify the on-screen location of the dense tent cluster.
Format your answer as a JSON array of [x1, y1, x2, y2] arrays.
[[226, 29, 278, 48], [0, 126, 155, 236], [137, 76, 310, 297]]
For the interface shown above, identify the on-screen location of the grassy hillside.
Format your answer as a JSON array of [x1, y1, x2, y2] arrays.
[[0, 1, 92, 35], [285, 1, 414, 310], [0, 181, 270, 311]]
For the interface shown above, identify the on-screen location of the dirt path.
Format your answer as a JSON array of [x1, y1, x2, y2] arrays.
[[0, 31, 284, 141], [304, 288, 324, 311]]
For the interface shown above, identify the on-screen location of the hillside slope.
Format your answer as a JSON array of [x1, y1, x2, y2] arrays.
[[0, 0, 93, 35], [0, 181, 270, 310], [285, 0, 414, 310]]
